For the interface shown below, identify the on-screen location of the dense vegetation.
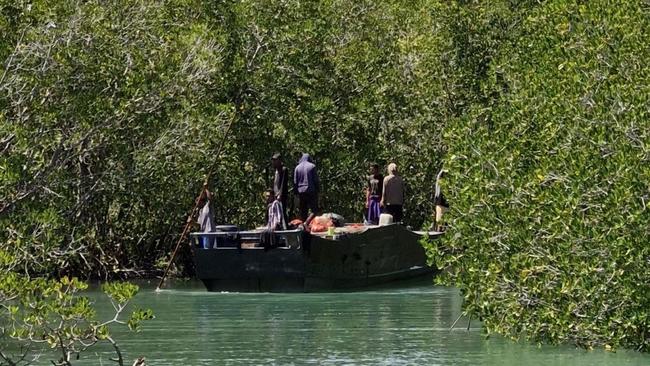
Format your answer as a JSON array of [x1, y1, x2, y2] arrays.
[[426, 0, 649, 352], [1, 0, 648, 359]]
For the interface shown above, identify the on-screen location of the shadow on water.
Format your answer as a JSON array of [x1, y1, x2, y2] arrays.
[[74, 279, 649, 366], [152, 275, 441, 295]]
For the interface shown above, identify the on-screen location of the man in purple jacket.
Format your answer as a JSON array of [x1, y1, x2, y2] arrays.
[[294, 153, 320, 225]]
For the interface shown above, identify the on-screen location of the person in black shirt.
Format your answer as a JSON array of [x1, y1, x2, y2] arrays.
[[271, 153, 289, 223]]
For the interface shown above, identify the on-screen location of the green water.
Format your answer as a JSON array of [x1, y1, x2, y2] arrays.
[[71, 280, 648, 365]]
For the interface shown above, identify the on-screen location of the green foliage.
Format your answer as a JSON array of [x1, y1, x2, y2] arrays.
[[429, 0, 649, 352], [1, 0, 239, 276], [127, 308, 155, 332], [102, 282, 139, 304], [0, 275, 153, 365]]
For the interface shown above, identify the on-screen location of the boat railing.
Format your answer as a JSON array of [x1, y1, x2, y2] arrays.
[[190, 229, 303, 249], [190, 225, 442, 249]]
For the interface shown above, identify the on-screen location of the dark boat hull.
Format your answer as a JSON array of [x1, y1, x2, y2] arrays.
[[192, 224, 440, 292]]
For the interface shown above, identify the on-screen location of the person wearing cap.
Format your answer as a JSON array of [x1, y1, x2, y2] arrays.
[[271, 153, 289, 223], [380, 163, 405, 223]]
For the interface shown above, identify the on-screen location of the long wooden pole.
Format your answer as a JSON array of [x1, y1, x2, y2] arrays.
[[155, 188, 206, 291], [156, 114, 237, 291]]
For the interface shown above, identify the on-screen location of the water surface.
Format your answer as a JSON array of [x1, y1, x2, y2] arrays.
[[76, 280, 647, 365]]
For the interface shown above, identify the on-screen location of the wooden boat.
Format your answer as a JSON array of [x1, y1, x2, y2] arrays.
[[190, 224, 442, 292]]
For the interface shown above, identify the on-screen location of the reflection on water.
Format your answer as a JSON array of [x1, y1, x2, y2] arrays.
[[72, 280, 648, 366]]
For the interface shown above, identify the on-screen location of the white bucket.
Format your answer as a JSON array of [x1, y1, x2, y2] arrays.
[[378, 213, 394, 226]]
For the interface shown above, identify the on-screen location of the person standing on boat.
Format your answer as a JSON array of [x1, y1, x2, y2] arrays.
[[380, 163, 404, 223], [271, 152, 289, 223], [433, 169, 449, 231], [265, 188, 286, 231], [197, 184, 215, 232], [196, 185, 215, 248], [294, 153, 320, 226], [365, 163, 384, 225]]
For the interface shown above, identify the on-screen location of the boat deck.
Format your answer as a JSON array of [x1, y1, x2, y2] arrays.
[[190, 224, 443, 249]]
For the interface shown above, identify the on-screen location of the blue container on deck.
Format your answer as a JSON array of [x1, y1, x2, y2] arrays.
[[199, 235, 214, 249]]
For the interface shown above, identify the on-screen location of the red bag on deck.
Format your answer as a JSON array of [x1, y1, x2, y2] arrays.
[[310, 223, 327, 232], [309, 215, 334, 232]]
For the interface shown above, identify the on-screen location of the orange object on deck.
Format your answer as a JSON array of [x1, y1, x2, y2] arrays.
[[289, 219, 304, 226], [309, 216, 334, 232], [310, 223, 327, 232]]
